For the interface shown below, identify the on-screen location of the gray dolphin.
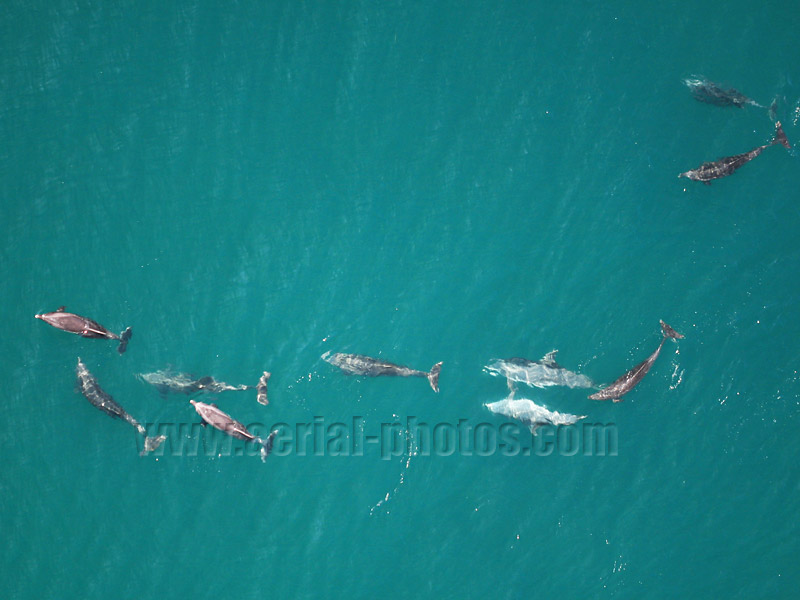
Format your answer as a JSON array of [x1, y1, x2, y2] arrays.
[[138, 369, 252, 396], [589, 321, 684, 402], [484, 351, 595, 389], [76, 358, 165, 454], [679, 121, 790, 184], [190, 400, 276, 462], [36, 306, 132, 353], [322, 351, 442, 392]]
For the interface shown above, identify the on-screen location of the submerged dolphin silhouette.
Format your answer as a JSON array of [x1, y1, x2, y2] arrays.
[[138, 369, 252, 396], [76, 358, 165, 454], [682, 75, 762, 108]]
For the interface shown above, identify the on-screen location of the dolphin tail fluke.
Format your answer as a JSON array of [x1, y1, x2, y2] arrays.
[[256, 371, 271, 406], [659, 320, 684, 340], [117, 327, 133, 354], [768, 97, 778, 122], [772, 121, 791, 150], [260, 430, 277, 462], [428, 362, 443, 393], [140, 435, 166, 455]]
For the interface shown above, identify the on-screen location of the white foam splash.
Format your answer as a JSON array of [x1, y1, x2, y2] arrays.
[[369, 429, 414, 516], [670, 363, 684, 390]]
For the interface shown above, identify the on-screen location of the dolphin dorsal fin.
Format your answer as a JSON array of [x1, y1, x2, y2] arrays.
[[542, 350, 559, 366], [56, 306, 66, 312]]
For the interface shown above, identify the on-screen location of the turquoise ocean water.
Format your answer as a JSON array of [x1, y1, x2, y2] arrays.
[[3, 1, 799, 598]]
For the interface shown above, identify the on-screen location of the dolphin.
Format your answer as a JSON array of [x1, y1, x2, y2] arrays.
[[256, 371, 271, 406], [589, 321, 684, 402], [682, 76, 762, 108], [485, 396, 586, 435], [679, 121, 791, 184], [75, 358, 165, 454], [190, 400, 276, 462], [322, 351, 442, 392], [138, 369, 253, 396], [484, 351, 595, 390], [36, 306, 132, 353]]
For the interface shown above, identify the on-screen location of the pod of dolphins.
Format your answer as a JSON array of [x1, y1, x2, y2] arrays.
[[37, 303, 687, 450], [484, 320, 684, 433], [34, 76, 793, 454]]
